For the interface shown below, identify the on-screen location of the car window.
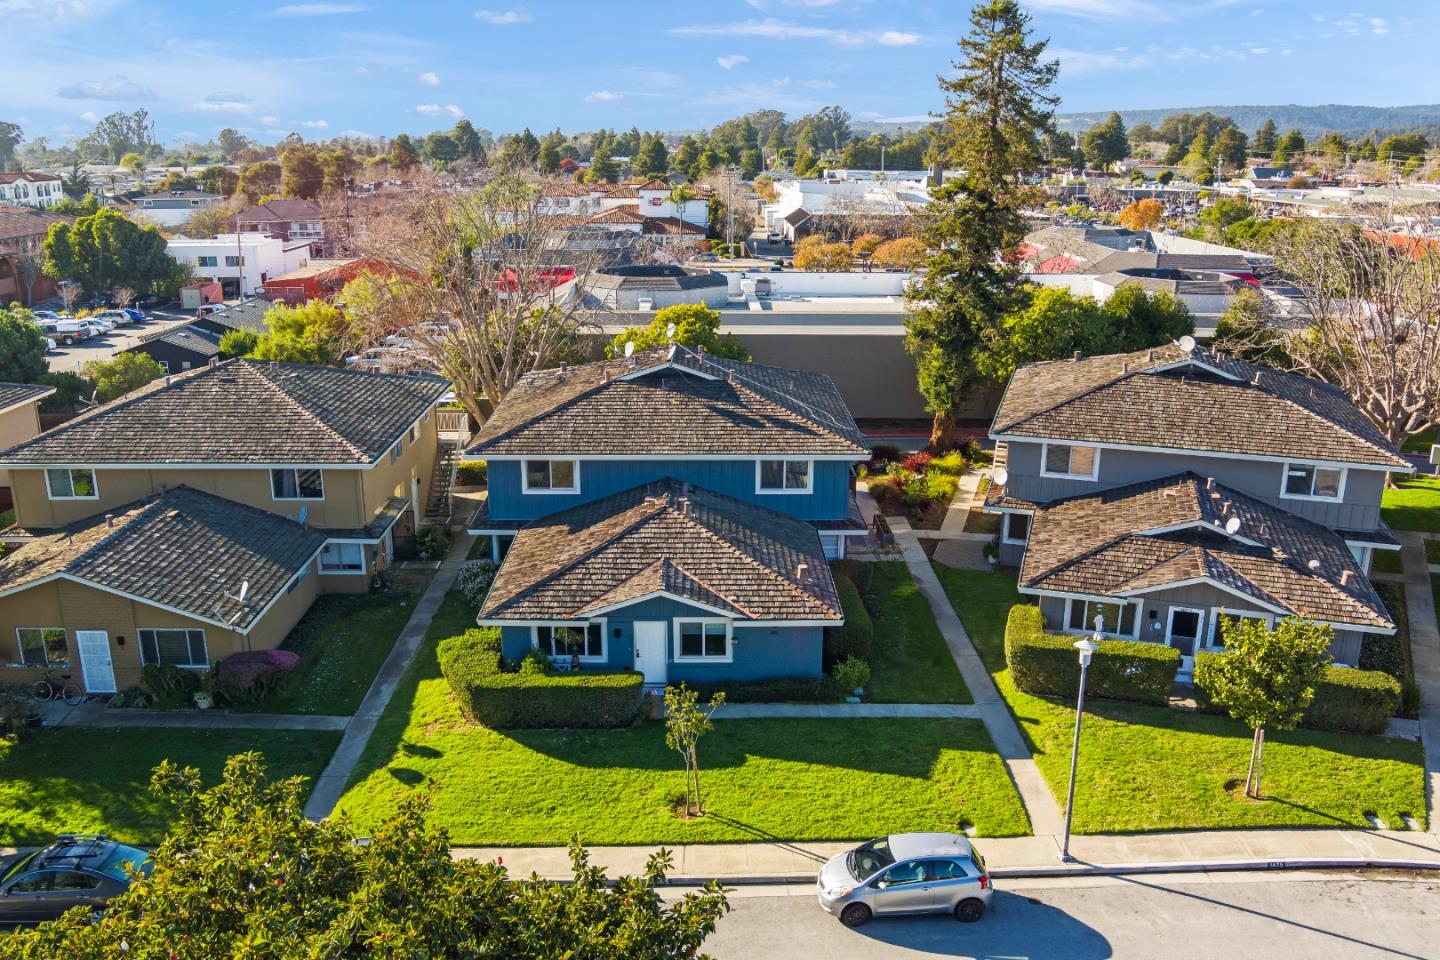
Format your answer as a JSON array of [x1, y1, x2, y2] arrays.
[[50, 871, 100, 891], [849, 837, 895, 879], [1, 852, 38, 887], [882, 861, 926, 886], [10, 871, 54, 893], [96, 845, 149, 882], [928, 859, 970, 881]]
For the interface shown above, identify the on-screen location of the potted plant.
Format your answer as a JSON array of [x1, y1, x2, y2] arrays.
[[983, 541, 999, 566], [194, 672, 216, 710], [832, 656, 871, 704]]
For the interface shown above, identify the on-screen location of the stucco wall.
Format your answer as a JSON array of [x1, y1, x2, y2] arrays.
[[0, 401, 42, 490]]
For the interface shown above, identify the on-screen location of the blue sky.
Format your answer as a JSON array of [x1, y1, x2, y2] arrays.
[[2, 0, 1437, 146]]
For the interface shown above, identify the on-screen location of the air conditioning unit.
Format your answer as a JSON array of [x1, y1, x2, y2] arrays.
[[636, 297, 655, 311]]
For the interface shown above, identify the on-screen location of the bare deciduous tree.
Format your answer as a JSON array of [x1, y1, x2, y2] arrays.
[[350, 171, 612, 426], [1260, 220, 1440, 453], [10, 251, 43, 306], [111, 286, 136, 309]]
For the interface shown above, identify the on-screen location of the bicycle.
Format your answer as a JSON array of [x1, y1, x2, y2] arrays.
[[33, 671, 85, 706]]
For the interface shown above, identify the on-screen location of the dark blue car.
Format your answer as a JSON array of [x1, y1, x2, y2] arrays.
[[0, 835, 151, 928]]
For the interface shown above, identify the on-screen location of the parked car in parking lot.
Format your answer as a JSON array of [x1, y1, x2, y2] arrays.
[[120, 307, 147, 323], [32, 310, 66, 323], [816, 833, 992, 928], [135, 293, 165, 309], [0, 834, 151, 928], [92, 309, 135, 328], [41, 319, 99, 345], [45, 336, 57, 351]]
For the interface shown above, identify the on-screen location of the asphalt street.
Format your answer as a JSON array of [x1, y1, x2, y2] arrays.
[[697, 871, 1440, 960]]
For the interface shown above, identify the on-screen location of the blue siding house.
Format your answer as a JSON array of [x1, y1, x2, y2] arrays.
[[466, 345, 870, 684]]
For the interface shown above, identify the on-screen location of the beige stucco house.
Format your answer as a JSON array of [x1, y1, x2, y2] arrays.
[[0, 382, 53, 508]]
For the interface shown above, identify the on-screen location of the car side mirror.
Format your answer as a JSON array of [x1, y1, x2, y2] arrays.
[[874, 880, 888, 890]]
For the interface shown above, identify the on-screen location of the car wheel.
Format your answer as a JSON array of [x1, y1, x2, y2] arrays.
[[840, 903, 872, 928], [63, 335, 75, 345], [954, 898, 985, 923]]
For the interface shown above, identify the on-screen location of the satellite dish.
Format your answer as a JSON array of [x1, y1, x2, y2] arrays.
[[993, 468, 1009, 487], [224, 580, 250, 604], [1178, 334, 1196, 353], [1307, 559, 1321, 571], [623, 341, 635, 358], [665, 322, 677, 340], [1224, 516, 1241, 535]]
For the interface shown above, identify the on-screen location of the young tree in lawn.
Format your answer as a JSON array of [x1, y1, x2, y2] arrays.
[[605, 303, 749, 360], [7, 753, 730, 959], [664, 684, 726, 818], [0, 308, 47, 383], [1200, 616, 1332, 798], [1118, 198, 1164, 231], [905, 0, 1058, 448], [82, 351, 165, 402]]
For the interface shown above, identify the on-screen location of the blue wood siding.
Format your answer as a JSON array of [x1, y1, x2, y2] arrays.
[[486, 458, 853, 521], [497, 595, 824, 679]]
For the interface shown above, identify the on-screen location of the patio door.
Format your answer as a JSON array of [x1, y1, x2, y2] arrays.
[[1166, 608, 1204, 672], [75, 630, 116, 694], [633, 621, 667, 686]]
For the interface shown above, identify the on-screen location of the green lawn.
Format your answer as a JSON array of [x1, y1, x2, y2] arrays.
[[465, 535, 494, 561], [238, 592, 419, 715], [1381, 476, 1440, 533], [335, 586, 1025, 844], [1372, 549, 1404, 575], [1401, 430, 1436, 455], [1427, 540, 1440, 566], [0, 728, 340, 846], [931, 564, 1428, 833], [863, 561, 971, 704]]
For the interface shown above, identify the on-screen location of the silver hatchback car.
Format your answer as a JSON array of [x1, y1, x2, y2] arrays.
[[817, 833, 992, 927]]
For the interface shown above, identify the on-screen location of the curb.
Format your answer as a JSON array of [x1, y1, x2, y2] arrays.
[[649, 857, 1440, 887]]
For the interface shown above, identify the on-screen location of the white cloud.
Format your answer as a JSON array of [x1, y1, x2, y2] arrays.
[[1021, 0, 1154, 18], [804, 78, 837, 89], [418, 70, 440, 85], [1369, 17, 1388, 34], [416, 103, 465, 117], [474, 8, 529, 24], [192, 92, 255, 115], [275, 3, 364, 14], [57, 75, 155, 100], [584, 90, 623, 102], [1048, 46, 1152, 74], [260, 115, 281, 124], [340, 129, 374, 139], [0, 0, 116, 19], [672, 17, 918, 45], [299, 119, 329, 129], [79, 110, 98, 123], [877, 30, 919, 46], [716, 54, 749, 69]]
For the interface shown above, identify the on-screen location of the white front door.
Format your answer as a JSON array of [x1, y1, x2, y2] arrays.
[[75, 630, 116, 694], [633, 621, 668, 685]]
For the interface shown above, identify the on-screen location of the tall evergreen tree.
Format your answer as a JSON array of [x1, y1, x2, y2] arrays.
[[1253, 118, 1277, 157], [903, 0, 1058, 448]]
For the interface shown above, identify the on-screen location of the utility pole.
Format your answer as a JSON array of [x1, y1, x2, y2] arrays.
[[723, 163, 740, 250]]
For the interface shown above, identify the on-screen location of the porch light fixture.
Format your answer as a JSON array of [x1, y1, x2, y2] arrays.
[[1059, 617, 1102, 863]]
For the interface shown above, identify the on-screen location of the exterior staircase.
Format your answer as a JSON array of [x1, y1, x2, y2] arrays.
[[423, 438, 461, 525]]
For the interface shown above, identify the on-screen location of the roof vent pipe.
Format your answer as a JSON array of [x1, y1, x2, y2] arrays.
[[104, 513, 114, 528], [796, 562, 809, 580], [1072, 350, 1082, 362], [1206, 477, 1215, 491], [1341, 569, 1354, 587]]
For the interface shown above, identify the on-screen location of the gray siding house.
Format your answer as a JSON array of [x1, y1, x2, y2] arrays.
[[985, 344, 1411, 670]]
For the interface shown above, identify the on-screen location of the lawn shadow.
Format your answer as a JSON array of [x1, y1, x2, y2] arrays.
[[702, 814, 833, 863], [387, 767, 426, 786], [399, 741, 442, 758], [847, 890, 1112, 958]]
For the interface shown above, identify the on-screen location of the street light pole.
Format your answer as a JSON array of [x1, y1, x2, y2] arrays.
[[1059, 617, 1102, 863]]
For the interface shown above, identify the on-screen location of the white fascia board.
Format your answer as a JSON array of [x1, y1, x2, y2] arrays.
[[471, 454, 868, 462], [988, 433, 1413, 475]]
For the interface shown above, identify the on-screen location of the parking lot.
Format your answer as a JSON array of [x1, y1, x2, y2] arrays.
[[43, 306, 203, 373]]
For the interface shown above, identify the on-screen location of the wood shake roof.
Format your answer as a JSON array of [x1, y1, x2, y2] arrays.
[[479, 478, 842, 623], [0, 359, 450, 466], [468, 344, 867, 458], [0, 487, 326, 631], [0, 382, 54, 413], [1020, 473, 1394, 631], [992, 345, 1409, 469]]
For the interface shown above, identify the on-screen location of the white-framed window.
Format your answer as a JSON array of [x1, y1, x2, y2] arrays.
[[15, 628, 69, 668], [756, 458, 812, 493], [389, 441, 402, 464], [271, 468, 324, 500], [139, 628, 208, 668], [320, 542, 365, 574], [224, 255, 243, 267], [1003, 512, 1030, 545], [156, 360, 171, 373], [45, 468, 98, 500], [1064, 598, 1138, 638], [1281, 462, 1345, 501], [1041, 443, 1099, 481], [533, 622, 606, 661], [522, 459, 578, 494], [673, 618, 733, 662], [1206, 609, 1274, 648], [197, 256, 218, 267]]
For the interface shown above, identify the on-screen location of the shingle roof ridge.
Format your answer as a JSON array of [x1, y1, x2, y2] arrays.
[[994, 345, 1178, 435], [242, 360, 370, 462]]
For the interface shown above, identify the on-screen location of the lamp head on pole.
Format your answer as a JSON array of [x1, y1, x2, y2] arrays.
[[1074, 635, 1099, 668]]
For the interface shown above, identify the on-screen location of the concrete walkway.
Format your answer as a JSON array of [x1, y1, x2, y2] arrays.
[[453, 827, 1440, 883], [43, 701, 348, 731], [303, 531, 475, 820], [1397, 530, 1440, 828], [715, 703, 980, 719], [858, 491, 1065, 837]]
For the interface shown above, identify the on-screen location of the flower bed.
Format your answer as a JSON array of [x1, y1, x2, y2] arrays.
[[866, 450, 966, 530]]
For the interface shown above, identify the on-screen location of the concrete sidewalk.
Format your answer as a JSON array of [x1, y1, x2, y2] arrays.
[[453, 828, 1440, 884], [1397, 530, 1440, 828], [303, 531, 475, 820], [43, 702, 347, 731], [714, 703, 980, 719]]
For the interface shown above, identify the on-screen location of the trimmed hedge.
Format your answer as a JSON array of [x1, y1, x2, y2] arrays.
[[1194, 652, 1401, 735], [825, 574, 873, 663], [687, 676, 841, 703], [829, 558, 873, 595], [1004, 604, 1179, 706], [438, 628, 644, 729]]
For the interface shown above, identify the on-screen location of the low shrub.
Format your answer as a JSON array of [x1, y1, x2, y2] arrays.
[[438, 628, 643, 729], [829, 558, 872, 595], [925, 470, 959, 503], [415, 525, 450, 561], [868, 443, 902, 468], [901, 451, 932, 474], [458, 558, 498, 610], [141, 663, 201, 702], [825, 575, 873, 663], [209, 649, 301, 705], [868, 477, 902, 513], [1401, 678, 1425, 717], [929, 451, 966, 476], [832, 656, 871, 694], [687, 676, 841, 703], [1004, 604, 1179, 705], [1194, 652, 1401, 735], [455, 461, 488, 486], [1359, 629, 1409, 682]]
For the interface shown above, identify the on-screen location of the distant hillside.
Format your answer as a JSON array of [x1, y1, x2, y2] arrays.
[[1055, 104, 1440, 139]]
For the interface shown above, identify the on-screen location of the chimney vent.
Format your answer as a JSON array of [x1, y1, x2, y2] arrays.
[[1072, 350, 1082, 362], [1122, 360, 1130, 373], [796, 562, 809, 580], [1341, 569, 1354, 587], [1147, 349, 1156, 361], [104, 513, 114, 528], [1206, 477, 1215, 491]]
